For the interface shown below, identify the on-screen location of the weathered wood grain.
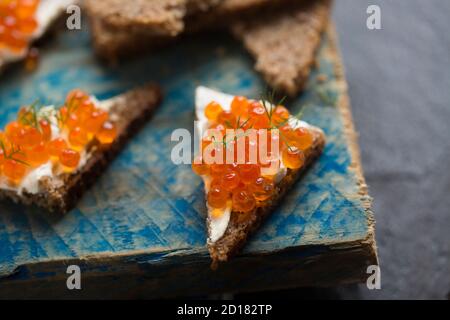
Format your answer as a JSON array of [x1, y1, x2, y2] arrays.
[[0, 23, 377, 298]]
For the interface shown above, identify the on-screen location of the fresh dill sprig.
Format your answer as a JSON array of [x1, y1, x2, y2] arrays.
[[17, 100, 51, 133], [0, 140, 30, 166]]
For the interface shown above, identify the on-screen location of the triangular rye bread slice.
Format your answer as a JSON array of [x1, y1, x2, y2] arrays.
[[84, 0, 222, 36], [84, 0, 186, 36], [85, 0, 295, 61], [231, 0, 332, 96], [0, 0, 77, 73], [0, 84, 162, 213], [195, 87, 325, 268]]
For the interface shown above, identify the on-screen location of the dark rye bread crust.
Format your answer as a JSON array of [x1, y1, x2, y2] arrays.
[[0, 84, 162, 214], [208, 125, 325, 268], [85, 0, 296, 61], [84, 0, 187, 36], [84, 0, 222, 36], [85, 0, 221, 62], [231, 0, 332, 96], [186, 0, 298, 32]]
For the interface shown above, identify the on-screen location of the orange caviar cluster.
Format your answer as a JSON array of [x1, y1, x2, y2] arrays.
[[192, 96, 314, 214], [0, 89, 117, 186], [0, 0, 40, 53]]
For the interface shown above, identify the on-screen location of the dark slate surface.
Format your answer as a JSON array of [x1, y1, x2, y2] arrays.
[[327, 0, 449, 299], [241, 0, 450, 300]]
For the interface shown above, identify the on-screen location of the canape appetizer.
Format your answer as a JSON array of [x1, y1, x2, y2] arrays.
[[0, 84, 162, 213], [0, 0, 76, 71], [192, 86, 325, 267]]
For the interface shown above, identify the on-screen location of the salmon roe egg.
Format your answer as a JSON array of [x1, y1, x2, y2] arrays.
[[232, 186, 256, 212], [4, 30, 27, 53], [27, 141, 49, 167], [66, 89, 88, 108], [17, 17, 37, 34], [207, 185, 229, 209], [292, 127, 313, 151], [17, 106, 33, 123], [19, 126, 42, 148], [66, 113, 79, 130], [192, 155, 209, 176], [15, 0, 39, 20], [282, 146, 305, 169], [96, 121, 117, 145], [210, 163, 229, 178], [85, 109, 108, 134], [69, 127, 89, 150], [75, 99, 95, 122], [47, 138, 68, 159], [221, 168, 240, 191], [249, 176, 274, 201], [238, 163, 260, 184], [204, 101, 223, 122], [272, 106, 290, 125], [3, 159, 27, 184], [248, 102, 269, 129], [5, 121, 21, 143], [58, 106, 68, 126], [39, 119, 52, 141], [59, 148, 80, 169], [230, 96, 249, 118], [217, 110, 236, 128]]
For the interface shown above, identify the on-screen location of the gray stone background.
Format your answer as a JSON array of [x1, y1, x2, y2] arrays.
[[334, 0, 449, 299], [241, 0, 450, 300]]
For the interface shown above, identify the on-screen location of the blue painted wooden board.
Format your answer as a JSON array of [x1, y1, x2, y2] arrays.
[[0, 25, 376, 297]]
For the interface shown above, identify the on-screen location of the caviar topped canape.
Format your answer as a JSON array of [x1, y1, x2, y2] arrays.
[[192, 86, 325, 267], [0, 0, 77, 70], [0, 0, 40, 54], [0, 89, 117, 191], [0, 84, 161, 213]]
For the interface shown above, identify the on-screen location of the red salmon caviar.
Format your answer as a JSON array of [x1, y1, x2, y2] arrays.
[[68, 127, 89, 150], [249, 176, 274, 201], [66, 89, 88, 109], [207, 184, 229, 209], [27, 141, 48, 166], [192, 155, 209, 176], [194, 94, 316, 215], [39, 119, 51, 141], [85, 109, 108, 134], [66, 113, 79, 130], [217, 110, 236, 128], [96, 121, 117, 145], [230, 96, 249, 118], [3, 159, 27, 184], [75, 99, 95, 122], [204, 101, 223, 122], [248, 101, 269, 129], [292, 127, 313, 151], [5, 121, 21, 142], [282, 146, 305, 169], [238, 163, 260, 184], [0, 0, 39, 53], [0, 87, 119, 185], [14, 126, 42, 148], [272, 106, 289, 125], [210, 163, 227, 178], [59, 148, 80, 169], [221, 168, 240, 191], [47, 138, 67, 159], [232, 186, 256, 212]]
